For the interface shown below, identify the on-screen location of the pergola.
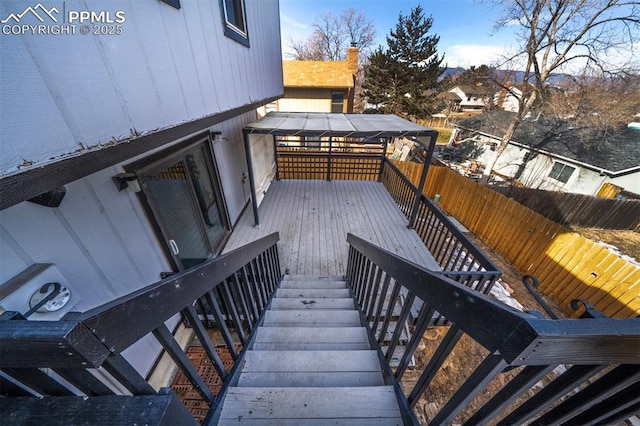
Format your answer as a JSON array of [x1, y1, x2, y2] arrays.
[[242, 112, 439, 227]]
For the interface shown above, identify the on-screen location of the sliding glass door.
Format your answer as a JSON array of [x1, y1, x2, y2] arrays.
[[133, 138, 230, 270]]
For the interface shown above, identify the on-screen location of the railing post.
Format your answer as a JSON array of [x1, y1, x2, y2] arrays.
[[377, 138, 389, 182], [273, 134, 280, 181], [327, 137, 332, 181], [243, 129, 260, 227], [408, 133, 437, 228]]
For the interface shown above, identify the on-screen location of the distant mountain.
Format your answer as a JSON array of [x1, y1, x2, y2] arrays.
[[438, 67, 571, 86], [438, 67, 466, 81]]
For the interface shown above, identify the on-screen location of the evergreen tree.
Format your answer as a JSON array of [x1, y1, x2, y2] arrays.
[[363, 5, 444, 119]]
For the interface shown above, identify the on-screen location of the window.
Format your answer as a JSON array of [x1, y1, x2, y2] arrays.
[[331, 93, 344, 113], [548, 162, 575, 183], [127, 136, 230, 270], [221, 0, 249, 46]]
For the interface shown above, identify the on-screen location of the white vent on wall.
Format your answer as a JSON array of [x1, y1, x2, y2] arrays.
[[0, 264, 80, 320]]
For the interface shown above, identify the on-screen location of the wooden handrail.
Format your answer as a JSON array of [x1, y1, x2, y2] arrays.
[[346, 233, 640, 364], [0, 233, 280, 368]]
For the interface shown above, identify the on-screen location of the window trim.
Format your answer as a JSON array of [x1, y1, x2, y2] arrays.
[[124, 133, 232, 270], [547, 161, 576, 184], [331, 92, 345, 113], [220, 0, 250, 47]]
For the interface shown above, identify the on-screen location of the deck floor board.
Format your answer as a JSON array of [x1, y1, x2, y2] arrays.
[[224, 180, 439, 275]]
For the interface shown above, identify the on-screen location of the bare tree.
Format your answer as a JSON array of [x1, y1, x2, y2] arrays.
[[481, 0, 640, 181], [286, 8, 376, 61]]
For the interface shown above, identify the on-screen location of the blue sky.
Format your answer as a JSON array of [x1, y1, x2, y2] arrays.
[[279, 0, 517, 68]]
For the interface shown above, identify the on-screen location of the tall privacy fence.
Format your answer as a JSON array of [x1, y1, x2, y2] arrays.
[[493, 186, 640, 231], [391, 160, 640, 319]]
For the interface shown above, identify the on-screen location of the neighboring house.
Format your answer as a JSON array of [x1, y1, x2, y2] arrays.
[[450, 110, 640, 195], [493, 83, 537, 113], [447, 84, 491, 112], [0, 0, 282, 380], [276, 46, 358, 113]]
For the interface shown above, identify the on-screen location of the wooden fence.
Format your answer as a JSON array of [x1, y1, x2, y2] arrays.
[[493, 186, 640, 231], [391, 160, 640, 319]]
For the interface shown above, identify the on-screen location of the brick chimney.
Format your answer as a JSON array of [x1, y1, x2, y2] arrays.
[[347, 43, 358, 75]]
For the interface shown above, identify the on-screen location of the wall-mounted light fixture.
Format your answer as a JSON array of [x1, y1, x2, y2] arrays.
[[211, 131, 224, 144], [112, 173, 141, 192]]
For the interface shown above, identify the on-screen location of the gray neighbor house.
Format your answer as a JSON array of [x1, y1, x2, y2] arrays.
[[1, 1, 638, 425], [451, 110, 640, 195]]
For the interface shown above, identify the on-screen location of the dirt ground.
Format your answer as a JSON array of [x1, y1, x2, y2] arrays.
[[570, 227, 640, 262], [401, 230, 569, 425], [464, 232, 566, 317]]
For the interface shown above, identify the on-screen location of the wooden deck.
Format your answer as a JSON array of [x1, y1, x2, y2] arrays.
[[223, 180, 439, 275]]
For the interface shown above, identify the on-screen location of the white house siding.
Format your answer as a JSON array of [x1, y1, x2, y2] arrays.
[[0, 106, 261, 379], [0, 0, 283, 174], [249, 133, 276, 204], [609, 173, 640, 195], [278, 97, 331, 113], [278, 89, 340, 113]]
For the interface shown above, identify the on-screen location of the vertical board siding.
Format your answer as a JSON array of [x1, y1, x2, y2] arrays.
[[391, 160, 640, 318], [493, 186, 640, 230], [0, 0, 283, 174]]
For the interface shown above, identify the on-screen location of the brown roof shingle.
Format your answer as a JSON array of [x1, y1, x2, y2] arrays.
[[283, 61, 354, 89]]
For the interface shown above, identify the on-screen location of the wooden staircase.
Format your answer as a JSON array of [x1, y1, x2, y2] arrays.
[[216, 275, 405, 425]]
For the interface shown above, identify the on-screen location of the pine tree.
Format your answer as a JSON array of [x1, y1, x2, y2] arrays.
[[363, 5, 444, 119]]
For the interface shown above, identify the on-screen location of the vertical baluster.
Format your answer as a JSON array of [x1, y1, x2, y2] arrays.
[[230, 273, 254, 332], [496, 365, 606, 426], [230, 273, 258, 332], [152, 324, 215, 404], [409, 325, 464, 406], [204, 290, 238, 359], [366, 270, 384, 323], [377, 280, 402, 345], [220, 279, 246, 345], [240, 265, 264, 316], [385, 291, 415, 364], [464, 364, 557, 425], [249, 259, 268, 308], [395, 303, 436, 379], [103, 354, 157, 395], [362, 266, 382, 320], [430, 353, 508, 426], [371, 274, 392, 336], [182, 305, 228, 379]]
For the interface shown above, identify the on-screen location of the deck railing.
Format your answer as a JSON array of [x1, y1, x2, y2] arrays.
[[381, 159, 501, 293], [0, 233, 281, 424], [346, 233, 640, 425], [275, 136, 385, 181]]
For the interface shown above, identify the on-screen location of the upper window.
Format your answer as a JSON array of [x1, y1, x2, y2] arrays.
[[548, 162, 575, 184], [331, 93, 344, 113], [221, 0, 249, 47]]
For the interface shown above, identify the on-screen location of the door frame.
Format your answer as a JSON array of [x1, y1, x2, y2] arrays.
[[125, 132, 231, 272]]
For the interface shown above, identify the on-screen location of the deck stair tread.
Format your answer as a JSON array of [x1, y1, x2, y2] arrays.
[[270, 298, 354, 309], [282, 275, 345, 281], [216, 278, 407, 423], [263, 310, 361, 326], [218, 387, 402, 423], [276, 288, 351, 298], [280, 281, 347, 289]]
